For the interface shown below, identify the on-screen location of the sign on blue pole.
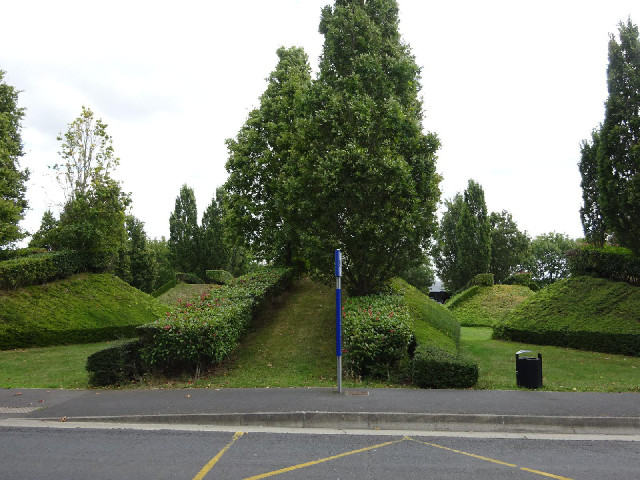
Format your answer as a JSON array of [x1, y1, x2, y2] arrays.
[[335, 249, 342, 393]]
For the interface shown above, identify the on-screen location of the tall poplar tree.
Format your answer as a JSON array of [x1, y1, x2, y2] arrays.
[[291, 0, 441, 295], [456, 180, 491, 285], [581, 19, 640, 253], [169, 184, 200, 275], [0, 70, 29, 248]]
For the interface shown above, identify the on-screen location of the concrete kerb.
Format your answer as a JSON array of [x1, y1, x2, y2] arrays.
[[27, 411, 640, 435]]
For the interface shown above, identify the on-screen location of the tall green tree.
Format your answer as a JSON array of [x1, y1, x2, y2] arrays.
[[28, 210, 59, 251], [225, 47, 312, 266], [168, 184, 200, 275], [200, 187, 227, 276], [148, 237, 174, 289], [54, 107, 129, 270], [290, 0, 441, 295], [582, 19, 640, 253], [434, 194, 464, 292], [489, 210, 530, 283], [0, 70, 29, 248], [456, 179, 491, 285], [124, 215, 157, 293], [578, 129, 607, 246], [523, 232, 576, 285]]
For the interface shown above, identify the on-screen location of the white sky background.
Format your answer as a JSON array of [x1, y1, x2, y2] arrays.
[[3, 0, 640, 243]]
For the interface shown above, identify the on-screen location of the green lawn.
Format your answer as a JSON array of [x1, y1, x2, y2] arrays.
[[461, 327, 640, 392], [0, 340, 130, 389]]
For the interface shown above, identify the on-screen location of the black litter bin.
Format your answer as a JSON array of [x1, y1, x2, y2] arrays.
[[515, 350, 542, 388]]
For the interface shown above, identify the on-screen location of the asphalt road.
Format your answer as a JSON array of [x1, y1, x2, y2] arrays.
[[1, 426, 638, 480]]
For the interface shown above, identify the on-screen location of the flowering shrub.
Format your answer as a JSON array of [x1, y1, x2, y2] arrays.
[[342, 294, 414, 379], [137, 267, 294, 374]]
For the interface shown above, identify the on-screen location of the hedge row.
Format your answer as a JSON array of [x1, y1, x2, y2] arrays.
[[469, 273, 494, 287], [493, 276, 640, 356], [86, 340, 147, 386], [0, 251, 84, 289], [206, 270, 234, 285], [87, 267, 295, 382], [412, 345, 478, 389], [445, 285, 480, 310], [150, 279, 179, 298], [342, 279, 477, 388], [567, 245, 640, 286], [341, 294, 414, 379], [0, 250, 118, 290]]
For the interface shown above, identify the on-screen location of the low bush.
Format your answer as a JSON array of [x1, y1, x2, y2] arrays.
[[206, 270, 234, 285], [412, 345, 478, 388], [469, 273, 494, 287], [137, 267, 295, 374], [493, 276, 640, 356], [504, 272, 538, 291], [175, 272, 204, 284], [86, 340, 147, 387], [567, 245, 640, 286], [341, 294, 414, 379]]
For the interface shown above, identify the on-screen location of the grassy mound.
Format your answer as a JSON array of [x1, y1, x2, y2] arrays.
[[391, 278, 459, 353], [447, 284, 536, 327], [493, 276, 640, 356], [0, 273, 166, 350]]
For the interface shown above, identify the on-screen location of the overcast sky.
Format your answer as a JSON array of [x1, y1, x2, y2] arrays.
[[3, 0, 640, 244]]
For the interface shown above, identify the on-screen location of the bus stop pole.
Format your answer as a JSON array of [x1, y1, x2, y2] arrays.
[[335, 249, 342, 394]]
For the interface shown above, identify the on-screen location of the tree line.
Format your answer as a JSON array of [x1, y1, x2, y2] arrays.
[[2, 1, 639, 297]]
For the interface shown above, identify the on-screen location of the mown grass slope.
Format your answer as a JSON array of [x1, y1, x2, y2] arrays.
[[494, 276, 640, 356], [447, 284, 535, 327], [0, 273, 166, 349]]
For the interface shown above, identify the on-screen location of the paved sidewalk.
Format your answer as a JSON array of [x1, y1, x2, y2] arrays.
[[2, 387, 639, 434]]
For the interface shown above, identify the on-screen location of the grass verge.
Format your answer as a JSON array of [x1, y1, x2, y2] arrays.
[[0, 340, 130, 389], [461, 327, 640, 392]]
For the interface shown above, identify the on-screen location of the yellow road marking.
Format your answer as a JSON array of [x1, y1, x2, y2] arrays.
[[193, 431, 244, 480], [409, 437, 574, 480], [409, 438, 517, 467], [520, 467, 574, 480], [243, 437, 409, 480]]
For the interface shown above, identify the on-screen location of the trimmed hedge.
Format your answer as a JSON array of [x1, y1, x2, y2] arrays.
[[206, 270, 234, 285], [341, 294, 414, 379], [0, 248, 47, 262], [86, 340, 147, 387], [469, 273, 494, 287], [412, 345, 478, 389], [137, 267, 295, 374], [445, 285, 481, 309], [567, 245, 640, 286], [0, 251, 88, 290], [391, 278, 459, 351], [175, 272, 204, 284], [493, 276, 640, 356], [151, 279, 179, 298]]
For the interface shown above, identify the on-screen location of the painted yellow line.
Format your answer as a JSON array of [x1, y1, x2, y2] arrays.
[[520, 467, 574, 480], [409, 438, 574, 480], [193, 431, 245, 480], [243, 437, 409, 480]]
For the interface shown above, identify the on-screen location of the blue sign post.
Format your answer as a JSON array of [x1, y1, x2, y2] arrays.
[[335, 249, 343, 394]]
